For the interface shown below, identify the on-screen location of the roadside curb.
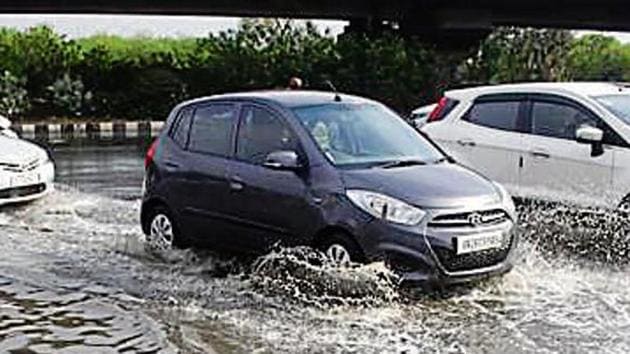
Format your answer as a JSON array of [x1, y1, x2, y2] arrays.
[[11, 121, 164, 141]]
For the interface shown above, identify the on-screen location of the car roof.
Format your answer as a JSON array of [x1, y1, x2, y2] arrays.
[[180, 90, 373, 109], [446, 82, 630, 100]]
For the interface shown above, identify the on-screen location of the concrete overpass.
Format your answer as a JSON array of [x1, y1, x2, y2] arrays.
[[2, 1, 629, 46]]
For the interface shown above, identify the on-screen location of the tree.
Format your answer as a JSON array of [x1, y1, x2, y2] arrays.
[[460, 27, 574, 83], [569, 34, 630, 81]]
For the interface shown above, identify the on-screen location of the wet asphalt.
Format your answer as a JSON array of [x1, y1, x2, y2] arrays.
[[1, 143, 630, 353]]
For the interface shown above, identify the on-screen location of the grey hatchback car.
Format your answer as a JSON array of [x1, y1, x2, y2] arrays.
[[141, 90, 518, 285]]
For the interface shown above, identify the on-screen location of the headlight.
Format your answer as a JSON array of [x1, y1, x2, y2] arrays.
[[346, 189, 426, 226]]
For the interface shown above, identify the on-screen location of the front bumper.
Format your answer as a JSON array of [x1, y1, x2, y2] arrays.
[[354, 210, 517, 286], [0, 161, 55, 206]]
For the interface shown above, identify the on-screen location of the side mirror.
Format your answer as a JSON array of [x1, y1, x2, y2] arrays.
[[576, 125, 603, 144], [263, 150, 301, 170]]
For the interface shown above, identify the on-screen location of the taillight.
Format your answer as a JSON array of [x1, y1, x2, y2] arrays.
[[145, 139, 158, 169], [427, 97, 458, 123]]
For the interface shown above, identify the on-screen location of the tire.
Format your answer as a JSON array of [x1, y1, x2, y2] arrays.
[[317, 232, 366, 266], [618, 196, 630, 214], [145, 205, 186, 250]]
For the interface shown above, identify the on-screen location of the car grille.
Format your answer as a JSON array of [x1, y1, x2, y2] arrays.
[[0, 158, 41, 173], [428, 209, 509, 228], [0, 183, 46, 199], [431, 235, 512, 273]]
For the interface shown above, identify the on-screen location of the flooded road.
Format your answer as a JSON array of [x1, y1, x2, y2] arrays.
[[2, 143, 630, 353]]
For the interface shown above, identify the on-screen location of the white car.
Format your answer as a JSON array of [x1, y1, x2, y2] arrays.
[[409, 103, 437, 129], [0, 115, 55, 206], [421, 82, 630, 209]]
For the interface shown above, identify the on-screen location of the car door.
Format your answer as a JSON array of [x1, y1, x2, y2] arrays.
[[591, 94, 630, 206], [179, 102, 240, 249], [226, 104, 318, 252], [519, 95, 614, 206], [442, 95, 527, 194]]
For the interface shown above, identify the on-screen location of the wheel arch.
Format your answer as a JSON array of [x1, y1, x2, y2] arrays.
[[140, 197, 172, 235], [311, 225, 366, 260]]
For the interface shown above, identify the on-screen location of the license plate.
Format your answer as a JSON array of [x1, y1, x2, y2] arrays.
[[11, 172, 38, 187], [456, 232, 504, 255]]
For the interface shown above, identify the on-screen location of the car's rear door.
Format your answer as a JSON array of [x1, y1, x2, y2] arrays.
[[179, 102, 240, 249], [436, 94, 528, 194], [519, 94, 614, 205]]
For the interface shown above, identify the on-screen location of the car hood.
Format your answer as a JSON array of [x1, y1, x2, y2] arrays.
[[0, 135, 47, 165], [340, 163, 501, 209]]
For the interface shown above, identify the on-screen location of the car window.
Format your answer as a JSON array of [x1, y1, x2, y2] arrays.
[[236, 106, 299, 165], [464, 101, 521, 131], [531, 101, 596, 140], [170, 108, 192, 148], [593, 94, 630, 124], [293, 103, 443, 167], [188, 104, 235, 156]]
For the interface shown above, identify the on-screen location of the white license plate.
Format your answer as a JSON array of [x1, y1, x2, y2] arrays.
[[11, 172, 39, 187], [456, 232, 504, 255]]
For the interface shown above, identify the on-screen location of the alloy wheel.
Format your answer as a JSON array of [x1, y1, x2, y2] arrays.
[[148, 213, 175, 251], [325, 244, 352, 266]]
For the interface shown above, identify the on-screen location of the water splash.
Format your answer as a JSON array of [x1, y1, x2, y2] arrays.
[[3, 187, 630, 353], [249, 247, 400, 307]]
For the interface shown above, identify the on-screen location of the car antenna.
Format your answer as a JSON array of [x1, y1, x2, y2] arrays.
[[325, 80, 342, 102]]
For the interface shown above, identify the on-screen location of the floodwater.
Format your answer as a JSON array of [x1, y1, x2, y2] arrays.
[[2, 143, 630, 353]]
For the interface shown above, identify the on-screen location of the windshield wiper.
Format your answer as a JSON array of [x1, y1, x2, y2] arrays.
[[433, 156, 454, 164], [377, 159, 427, 169]]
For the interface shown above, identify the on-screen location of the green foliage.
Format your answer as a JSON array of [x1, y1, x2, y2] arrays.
[[333, 33, 443, 109], [461, 27, 574, 84], [0, 27, 81, 97], [0, 23, 629, 120], [0, 70, 30, 118], [46, 73, 93, 117], [569, 35, 630, 81]]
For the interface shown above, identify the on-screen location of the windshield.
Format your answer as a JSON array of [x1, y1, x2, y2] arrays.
[[292, 103, 444, 167], [593, 94, 630, 124]]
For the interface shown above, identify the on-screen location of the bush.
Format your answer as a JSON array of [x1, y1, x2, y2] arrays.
[[45, 73, 93, 117], [0, 70, 30, 118], [0, 23, 629, 120], [460, 27, 574, 84], [569, 35, 630, 81]]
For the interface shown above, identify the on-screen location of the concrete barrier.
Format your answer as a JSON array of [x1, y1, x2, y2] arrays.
[[10, 121, 164, 141]]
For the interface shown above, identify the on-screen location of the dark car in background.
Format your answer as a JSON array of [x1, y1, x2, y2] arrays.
[[141, 90, 518, 285]]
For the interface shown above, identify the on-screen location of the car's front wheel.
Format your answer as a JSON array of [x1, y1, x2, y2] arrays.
[[318, 233, 365, 267]]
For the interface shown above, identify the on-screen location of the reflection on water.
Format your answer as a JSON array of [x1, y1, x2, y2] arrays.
[[0, 275, 172, 353], [51, 142, 148, 200]]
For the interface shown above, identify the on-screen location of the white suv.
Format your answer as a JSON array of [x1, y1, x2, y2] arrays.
[[421, 82, 630, 209]]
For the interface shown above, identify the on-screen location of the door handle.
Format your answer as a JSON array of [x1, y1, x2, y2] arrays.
[[531, 150, 550, 159], [457, 139, 476, 147], [164, 161, 180, 168], [229, 175, 245, 191]]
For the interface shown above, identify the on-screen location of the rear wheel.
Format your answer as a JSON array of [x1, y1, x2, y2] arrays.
[[145, 206, 185, 250], [317, 233, 365, 266]]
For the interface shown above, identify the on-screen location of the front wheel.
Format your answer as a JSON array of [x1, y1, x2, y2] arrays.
[[318, 233, 365, 267]]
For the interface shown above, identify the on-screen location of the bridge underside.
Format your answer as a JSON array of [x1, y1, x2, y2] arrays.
[[2, 1, 629, 48]]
